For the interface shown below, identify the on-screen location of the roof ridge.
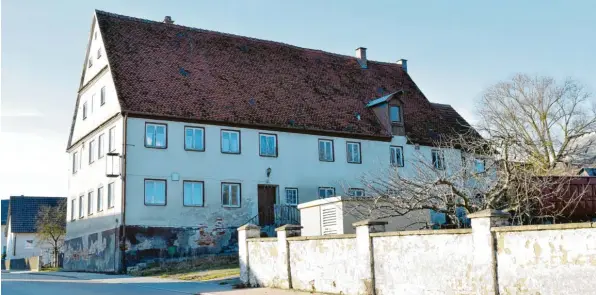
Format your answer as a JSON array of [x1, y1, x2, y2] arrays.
[[94, 9, 402, 68]]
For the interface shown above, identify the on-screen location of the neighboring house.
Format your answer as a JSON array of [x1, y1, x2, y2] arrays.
[[2, 199, 8, 257], [5, 196, 66, 265], [579, 167, 596, 177], [64, 10, 479, 273]]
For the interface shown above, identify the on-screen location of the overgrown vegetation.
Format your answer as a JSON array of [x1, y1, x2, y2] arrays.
[[36, 199, 66, 268], [129, 255, 239, 282]]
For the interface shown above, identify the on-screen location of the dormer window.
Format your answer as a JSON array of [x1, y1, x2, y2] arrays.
[[390, 106, 401, 123]]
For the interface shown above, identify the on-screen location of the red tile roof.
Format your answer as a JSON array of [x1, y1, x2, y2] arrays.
[[68, 10, 477, 148]]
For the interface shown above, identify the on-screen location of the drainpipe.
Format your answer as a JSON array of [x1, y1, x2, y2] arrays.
[[120, 112, 128, 273]]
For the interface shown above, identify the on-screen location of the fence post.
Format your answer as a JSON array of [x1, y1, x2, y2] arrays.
[[468, 209, 510, 295], [275, 224, 302, 289], [353, 219, 388, 295], [237, 223, 261, 285]]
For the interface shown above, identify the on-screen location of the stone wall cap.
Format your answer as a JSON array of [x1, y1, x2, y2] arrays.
[[237, 223, 260, 231], [467, 209, 510, 219], [352, 219, 389, 227], [275, 224, 303, 232]]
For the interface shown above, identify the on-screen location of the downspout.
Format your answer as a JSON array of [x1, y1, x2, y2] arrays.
[[120, 112, 128, 273]]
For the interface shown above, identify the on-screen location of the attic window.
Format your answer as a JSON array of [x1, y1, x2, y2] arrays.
[[390, 106, 401, 122], [97, 47, 102, 59], [94, 31, 97, 40], [88, 57, 93, 68]]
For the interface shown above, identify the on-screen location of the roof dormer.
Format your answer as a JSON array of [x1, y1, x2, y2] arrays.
[[366, 90, 405, 136]]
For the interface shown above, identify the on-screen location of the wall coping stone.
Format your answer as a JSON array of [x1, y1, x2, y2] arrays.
[[247, 237, 278, 242], [275, 224, 303, 231], [287, 234, 357, 241], [352, 219, 389, 227], [370, 228, 472, 237], [491, 222, 595, 232], [468, 209, 510, 219], [237, 224, 260, 231]]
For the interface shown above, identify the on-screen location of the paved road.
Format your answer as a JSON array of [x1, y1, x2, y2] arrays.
[[1, 271, 237, 295]]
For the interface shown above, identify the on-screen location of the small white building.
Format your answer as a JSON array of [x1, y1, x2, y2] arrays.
[[64, 10, 480, 273]]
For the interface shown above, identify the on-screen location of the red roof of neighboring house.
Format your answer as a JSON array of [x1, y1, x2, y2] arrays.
[[68, 10, 477, 148]]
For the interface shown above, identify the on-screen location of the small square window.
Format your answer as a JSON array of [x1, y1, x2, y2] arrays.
[[346, 142, 361, 164], [318, 139, 334, 162], [145, 179, 167, 206], [87, 191, 94, 215], [285, 188, 299, 206], [184, 181, 204, 206], [89, 139, 96, 164], [475, 159, 485, 173], [109, 127, 116, 152], [222, 183, 241, 207], [221, 130, 240, 154], [100, 86, 106, 105], [318, 187, 335, 199], [259, 133, 277, 157], [145, 123, 167, 149], [390, 106, 401, 123], [107, 182, 115, 208], [82, 102, 88, 120], [79, 195, 85, 218], [185, 127, 205, 151], [348, 188, 365, 197], [390, 146, 404, 167], [432, 149, 446, 170], [97, 186, 104, 212]]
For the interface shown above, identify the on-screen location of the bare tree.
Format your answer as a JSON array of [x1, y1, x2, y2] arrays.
[[36, 200, 66, 267]]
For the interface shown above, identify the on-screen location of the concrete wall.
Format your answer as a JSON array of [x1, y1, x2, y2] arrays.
[[5, 255, 41, 271], [495, 225, 596, 295], [240, 216, 596, 295]]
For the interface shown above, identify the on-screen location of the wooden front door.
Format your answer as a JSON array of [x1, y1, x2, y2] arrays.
[[258, 185, 277, 226]]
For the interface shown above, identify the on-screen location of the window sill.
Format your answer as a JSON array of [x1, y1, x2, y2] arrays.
[[222, 205, 241, 208], [347, 161, 362, 164], [144, 203, 166, 206], [259, 154, 278, 158], [183, 204, 205, 207], [185, 148, 206, 152], [319, 159, 334, 162], [221, 151, 241, 155], [145, 145, 168, 149]]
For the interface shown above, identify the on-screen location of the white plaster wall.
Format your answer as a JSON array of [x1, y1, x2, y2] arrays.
[[125, 117, 462, 228], [1, 225, 6, 254], [496, 228, 596, 295], [289, 238, 360, 294], [82, 18, 110, 86], [373, 233, 475, 295], [5, 233, 54, 260], [247, 240, 282, 287], [67, 118, 124, 240], [71, 71, 121, 144]]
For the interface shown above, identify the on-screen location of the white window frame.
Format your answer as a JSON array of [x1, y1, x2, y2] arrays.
[[318, 187, 335, 199], [259, 133, 277, 157], [221, 183, 241, 208], [348, 188, 365, 197], [432, 149, 446, 170], [285, 188, 299, 206], [144, 179, 167, 206], [98, 134, 105, 159], [346, 142, 361, 164], [107, 182, 115, 208], [100, 86, 106, 105], [184, 126, 205, 151], [145, 123, 167, 149], [89, 139, 96, 164], [82, 102, 88, 120], [109, 127, 116, 152], [88, 57, 93, 68], [91, 94, 95, 114], [73, 152, 79, 174], [97, 47, 102, 59], [221, 130, 240, 154], [318, 139, 334, 162], [390, 105, 401, 123], [183, 181, 204, 207], [79, 195, 85, 218], [390, 146, 404, 167], [71, 199, 76, 221], [97, 186, 104, 212], [87, 191, 94, 215]]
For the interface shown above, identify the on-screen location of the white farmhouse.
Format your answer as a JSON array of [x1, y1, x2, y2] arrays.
[[64, 10, 479, 273]]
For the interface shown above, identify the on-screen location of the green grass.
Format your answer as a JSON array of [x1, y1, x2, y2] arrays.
[[40, 267, 61, 272], [129, 258, 240, 282]]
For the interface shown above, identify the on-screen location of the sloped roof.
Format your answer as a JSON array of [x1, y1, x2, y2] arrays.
[[431, 103, 480, 138], [8, 196, 66, 233], [69, 10, 477, 148], [1, 200, 8, 225]]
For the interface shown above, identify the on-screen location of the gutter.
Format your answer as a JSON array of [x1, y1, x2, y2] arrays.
[[119, 112, 128, 273]]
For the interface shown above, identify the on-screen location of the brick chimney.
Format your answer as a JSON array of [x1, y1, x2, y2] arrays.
[[163, 16, 174, 24], [356, 47, 367, 69], [397, 59, 408, 72]]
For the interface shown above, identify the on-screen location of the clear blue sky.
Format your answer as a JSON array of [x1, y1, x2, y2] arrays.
[[1, 0, 595, 198]]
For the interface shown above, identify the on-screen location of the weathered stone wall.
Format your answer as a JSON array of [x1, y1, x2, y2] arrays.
[[372, 230, 474, 295], [289, 236, 360, 294], [247, 239, 281, 287], [63, 227, 120, 272], [495, 225, 596, 295]]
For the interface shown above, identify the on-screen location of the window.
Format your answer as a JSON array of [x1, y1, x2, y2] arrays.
[[82, 102, 88, 120], [71, 199, 76, 221], [221, 183, 241, 207], [100, 86, 106, 105], [91, 94, 95, 114], [390, 146, 404, 167], [144, 179, 167, 205], [432, 149, 446, 170], [87, 191, 94, 215], [183, 181, 204, 206], [259, 133, 277, 157], [346, 142, 361, 164], [88, 57, 93, 68], [94, 31, 97, 40], [285, 188, 299, 206], [349, 188, 365, 197], [145, 123, 167, 148], [79, 195, 84, 218], [185, 127, 205, 151], [221, 130, 240, 154], [89, 140, 96, 164], [475, 159, 485, 173], [109, 127, 116, 152], [97, 186, 104, 212], [73, 152, 79, 174], [318, 187, 335, 199], [97, 47, 102, 59], [25, 240, 34, 249], [107, 182, 115, 208], [390, 106, 401, 123], [98, 134, 105, 159], [318, 139, 334, 162]]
